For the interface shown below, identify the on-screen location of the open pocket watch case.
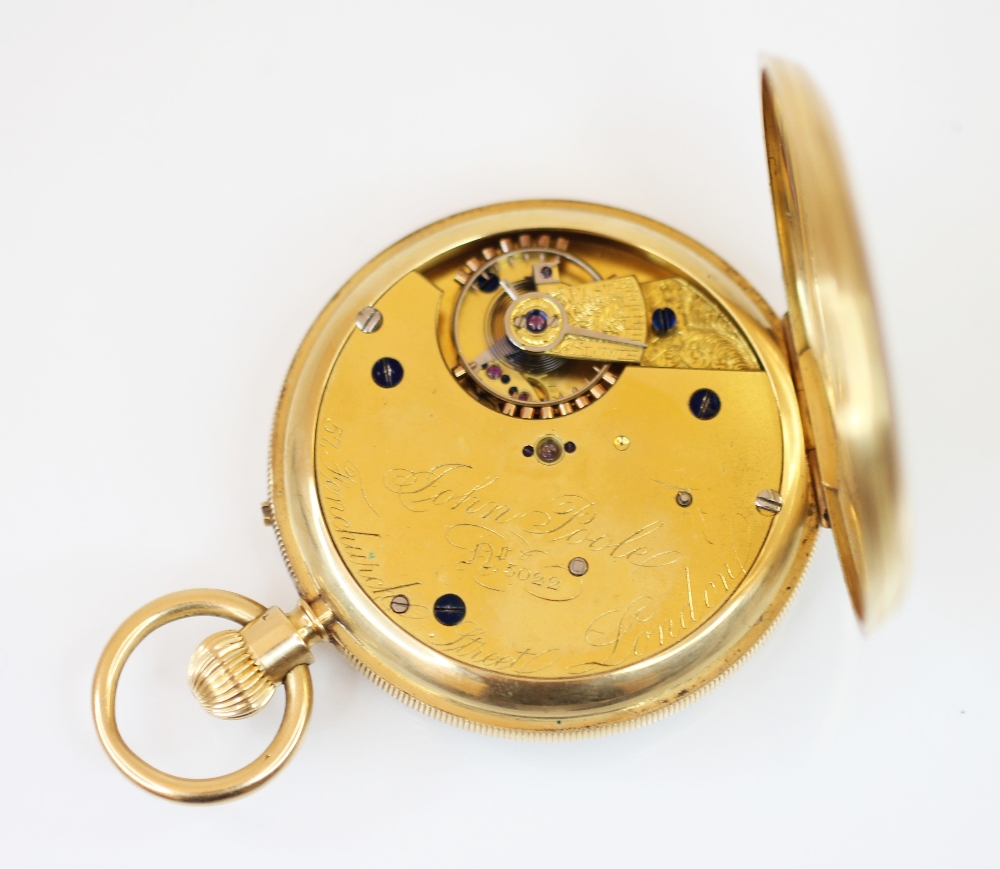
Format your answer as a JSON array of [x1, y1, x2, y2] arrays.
[[93, 57, 905, 802]]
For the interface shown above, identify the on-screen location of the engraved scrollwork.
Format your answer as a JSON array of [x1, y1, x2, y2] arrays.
[[640, 277, 761, 371], [549, 276, 647, 341]]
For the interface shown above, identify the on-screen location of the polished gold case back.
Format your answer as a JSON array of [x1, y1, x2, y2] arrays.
[[762, 58, 906, 628], [271, 201, 818, 735]]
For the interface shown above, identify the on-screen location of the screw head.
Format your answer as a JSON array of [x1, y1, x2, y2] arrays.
[[536, 436, 562, 464], [390, 595, 410, 614], [568, 557, 589, 576], [356, 306, 383, 333], [676, 491, 693, 508], [476, 271, 500, 292], [371, 357, 404, 388], [689, 388, 721, 420], [434, 593, 466, 626], [651, 307, 677, 335], [755, 489, 783, 514], [614, 435, 630, 451]]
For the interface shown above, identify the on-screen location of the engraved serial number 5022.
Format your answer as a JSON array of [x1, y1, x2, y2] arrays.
[[446, 523, 580, 602]]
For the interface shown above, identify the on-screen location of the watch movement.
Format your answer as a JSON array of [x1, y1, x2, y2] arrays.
[[93, 57, 905, 802]]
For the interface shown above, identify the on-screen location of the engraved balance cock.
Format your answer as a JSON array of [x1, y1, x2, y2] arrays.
[[504, 275, 760, 371]]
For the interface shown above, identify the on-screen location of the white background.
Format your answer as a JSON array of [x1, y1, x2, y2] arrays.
[[1, 2, 998, 867]]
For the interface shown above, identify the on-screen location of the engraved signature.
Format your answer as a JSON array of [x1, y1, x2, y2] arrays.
[[384, 464, 681, 572], [569, 555, 748, 673], [319, 419, 378, 528], [429, 623, 560, 674], [336, 529, 428, 619], [569, 596, 658, 673]]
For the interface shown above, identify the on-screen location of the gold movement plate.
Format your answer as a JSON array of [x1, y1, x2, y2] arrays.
[[271, 201, 816, 733], [641, 278, 761, 371], [317, 270, 781, 678]]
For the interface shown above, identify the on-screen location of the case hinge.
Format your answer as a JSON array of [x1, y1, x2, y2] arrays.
[[782, 314, 830, 527]]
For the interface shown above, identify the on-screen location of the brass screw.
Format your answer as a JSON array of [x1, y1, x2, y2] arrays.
[[614, 436, 630, 451]]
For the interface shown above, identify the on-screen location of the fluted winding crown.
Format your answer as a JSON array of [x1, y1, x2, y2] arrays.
[[188, 630, 276, 720]]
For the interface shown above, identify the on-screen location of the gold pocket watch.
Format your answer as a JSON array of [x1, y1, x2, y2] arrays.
[[94, 57, 905, 802]]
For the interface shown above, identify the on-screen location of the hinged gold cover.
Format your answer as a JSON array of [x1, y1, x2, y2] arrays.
[[761, 57, 906, 628]]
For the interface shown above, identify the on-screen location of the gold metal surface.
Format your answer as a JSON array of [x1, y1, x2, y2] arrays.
[[271, 200, 817, 733], [762, 57, 906, 628], [189, 630, 276, 719], [242, 604, 320, 682], [537, 276, 648, 362], [506, 292, 567, 351], [93, 589, 314, 802], [188, 602, 321, 719], [640, 277, 761, 371], [447, 238, 617, 412], [317, 269, 784, 678]]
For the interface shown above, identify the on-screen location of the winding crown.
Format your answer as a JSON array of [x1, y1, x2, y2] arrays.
[[189, 630, 275, 719], [188, 604, 321, 719]]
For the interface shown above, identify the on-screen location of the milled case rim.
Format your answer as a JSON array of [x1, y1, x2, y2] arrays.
[[269, 200, 818, 734]]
